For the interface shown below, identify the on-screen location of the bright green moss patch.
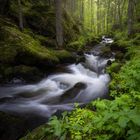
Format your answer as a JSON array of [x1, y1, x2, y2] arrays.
[[0, 18, 74, 82], [107, 62, 121, 74], [0, 24, 60, 64], [66, 36, 86, 51]]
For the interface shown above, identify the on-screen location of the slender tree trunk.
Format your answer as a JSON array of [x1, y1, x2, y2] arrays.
[[90, 0, 93, 31], [121, 0, 127, 29], [107, 0, 111, 32], [18, 0, 23, 31], [97, 0, 101, 34], [55, 0, 63, 48], [128, 0, 134, 36], [80, 0, 84, 21]]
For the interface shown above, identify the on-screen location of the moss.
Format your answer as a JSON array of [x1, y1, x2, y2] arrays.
[[53, 50, 71, 58], [20, 124, 51, 140], [117, 39, 132, 48], [66, 36, 86, 51], [52, 49, 75, 63], [0, 24, 60, 64], [107, 62, 121, 74], [0, 18, 79, 83], [113, 31, 127, 41], [0, 64, 43, 82], [115, 51, 124, 60], [0, 43, 18, 64], [35, 34, 56, 48], [100, 46, 112, 58], [13, 65, 43, 82], [0, 18, 76, 82], [66, 41, 83, 51]]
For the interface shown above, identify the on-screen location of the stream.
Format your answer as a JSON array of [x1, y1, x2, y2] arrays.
[[0, 37, 114, 118]]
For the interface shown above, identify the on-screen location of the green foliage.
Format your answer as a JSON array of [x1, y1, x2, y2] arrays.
[[132, 33, 140, 45], [66, 33, 99, 51], [110, 45, 140, 97], [133, 23, 140, 34], [66, 36, 86, 51], [117, 39, 132, 48], [113, 31, 128, 41]]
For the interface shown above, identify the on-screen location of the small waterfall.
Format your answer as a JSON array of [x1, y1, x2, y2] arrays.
[[0, 38, 114, 117]]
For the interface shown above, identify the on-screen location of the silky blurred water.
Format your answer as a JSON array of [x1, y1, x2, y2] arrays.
[[0, 38, 114, 117]]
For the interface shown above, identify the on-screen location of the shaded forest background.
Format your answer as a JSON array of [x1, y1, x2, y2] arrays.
[[0, 0, 140, 140]]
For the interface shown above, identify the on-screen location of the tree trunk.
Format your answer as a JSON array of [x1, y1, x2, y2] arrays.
[[18, 0, 23, 31], [128, 0, 134, 36], [97, 0, 101, 34], [55, 0, 63, 48]]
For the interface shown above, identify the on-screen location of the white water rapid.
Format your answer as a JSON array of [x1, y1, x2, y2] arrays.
[[0, 38, 114, 117]]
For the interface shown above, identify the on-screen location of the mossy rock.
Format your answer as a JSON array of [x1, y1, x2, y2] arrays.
[[66, 37, 85, 51], [35, 35, 56, 48], [100, 46, 112, 58], [60, 83, 87, 103], [0, 24, 60, 65], [13, 65, 43, 82], [0, 64, 43, 83], [0, 19, 74, 83], [107, 62, 121, 74], [66, 41, 82, 51], [115, 51, 124, 60]]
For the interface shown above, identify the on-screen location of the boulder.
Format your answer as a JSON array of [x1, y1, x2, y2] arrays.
[[60, 82, 87, 103]]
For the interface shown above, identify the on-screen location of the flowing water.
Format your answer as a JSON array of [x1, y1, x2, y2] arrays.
[[0, 38, 114, 118]]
